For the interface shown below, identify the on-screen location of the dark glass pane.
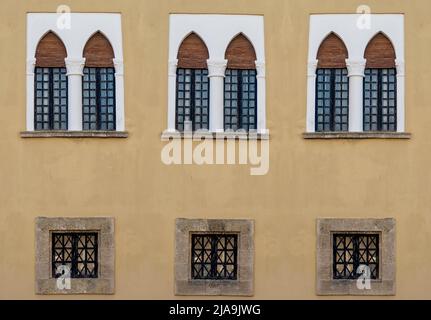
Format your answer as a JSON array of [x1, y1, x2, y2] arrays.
[[224, 69, 257, 131], [191, 234, 238, 280], [315, 68, 349, 132], [175, 68, 209, 131], [363, 68, 397, 131], [82, 67, 116, 131], [333, 234, 379, 280], [52, 232, 98, 279], [34, 67, 68, 130]]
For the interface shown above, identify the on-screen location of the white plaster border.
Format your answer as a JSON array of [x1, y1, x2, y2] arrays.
[[306, 14, 405, 134], [165, 14, 267, 136], [26, 13, 125, 132]]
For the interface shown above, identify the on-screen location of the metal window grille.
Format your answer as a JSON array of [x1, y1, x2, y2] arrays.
[[364, 68, 397, 131], [191, 234, 238, 280], [315, 68, 349, 132], [52, 232, 98, 279], [224, 69, 257, 131], [175, 68, 209, 131], [82, 67, 116, 131], [333, 234, 379, 280], [34, 67, 68, 130]]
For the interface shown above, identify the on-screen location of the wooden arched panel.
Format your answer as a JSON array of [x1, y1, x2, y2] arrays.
[[35, 32, 67, 67], [316, 33, 348, 68], [364, 33, 396, 68], [83, 32, 115, 67], [177, 33, 209, 69], [225, 34, 257, 69]]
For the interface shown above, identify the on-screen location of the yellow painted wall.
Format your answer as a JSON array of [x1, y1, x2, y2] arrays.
[[0, 0, 430, 299]]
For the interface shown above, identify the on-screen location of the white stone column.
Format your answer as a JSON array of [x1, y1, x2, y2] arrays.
[[26, 58, 36, 131], [65, 58, 85, 131], [114, 59, 125, 131], [395, 59, 405, 132], [346, 59, 366, 132], [255, 61, 267, 134], [207, 60, 227, 133], [306, 60, 318, 132], [167, 60, 178, 132]]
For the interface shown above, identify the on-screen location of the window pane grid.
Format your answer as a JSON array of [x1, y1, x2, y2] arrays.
[[83, 67, 116, 131], [333, 234, 379, 280], [52, 232, 98, 279], [34, 67, 68, 130], [364, 68, 397, 131], [224, 69, 257, 131], [191, 234, 238, 280], [176, 68, 209, 131], [315, 68, 349, 132]]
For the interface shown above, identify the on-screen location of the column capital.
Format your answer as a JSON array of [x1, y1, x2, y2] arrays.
[[113, 59, 124, 76], [255, 61, 265, 78], [307, 60, 318, 77], [168, 59, 178, 77], [207, 60, 228, 77], [395, 59, 405, 77], [345, 59, 367, 77], [26, 58, 36, 75], [65, 58, 86, 76]]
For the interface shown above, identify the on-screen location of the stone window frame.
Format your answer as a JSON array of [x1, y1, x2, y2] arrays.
[[35, 217, 115, 295], [316, 218, 396, 296], [175, 218, 254, 296]]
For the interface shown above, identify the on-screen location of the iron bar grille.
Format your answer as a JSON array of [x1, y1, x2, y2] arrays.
[[224, 69, 257, 131], [82, 67, 116, 130], [175, 68, 209, 131], [34, 67, 68, 130], [52, 232, 98, 279], [333, 234, 379, 280], [315, 68, 349, 132], [191, 234, 238, 280], [364, 68, 397, 131]]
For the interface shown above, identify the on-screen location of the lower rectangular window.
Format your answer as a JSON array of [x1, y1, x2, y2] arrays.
[[333, 233, 379, 280], [52, 232, 98, 279], [191, 234, 238, 280]]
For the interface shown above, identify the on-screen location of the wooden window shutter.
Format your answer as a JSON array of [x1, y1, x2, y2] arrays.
[[225, 34, 257, 69], [364, 33, 396, 68], [316, 33, 348, 68], [35, 32, 67, 67], [177, 33, 209, 69], [83, 32, 115, 68]]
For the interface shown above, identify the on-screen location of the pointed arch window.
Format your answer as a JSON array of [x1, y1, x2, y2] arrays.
[[176, 33, 210, 132], [363, 33, 397, 132], [34, 32, 68, 130], [224, 34, 257, 131], [315, 33, 349, 132], [82, 32, 116, 131]]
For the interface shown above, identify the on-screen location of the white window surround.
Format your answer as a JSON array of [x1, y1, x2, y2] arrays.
[[306, 14, 406, 135], [26, 13, 125, 133], [163, 14, 267, 139]]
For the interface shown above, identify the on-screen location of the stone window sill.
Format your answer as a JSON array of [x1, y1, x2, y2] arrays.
[[303, 132, 411, 139], [21, 131, 128, 138], [161, 130, 270, 141]]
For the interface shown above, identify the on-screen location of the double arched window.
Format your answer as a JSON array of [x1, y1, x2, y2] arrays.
[[82, 32, 116, 131], [175, 33, 210, 132], [363, 33, 397, 132], [34, 32, 68, 130], [315, 33, 349, 132], [224, 34, 257, 131]]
